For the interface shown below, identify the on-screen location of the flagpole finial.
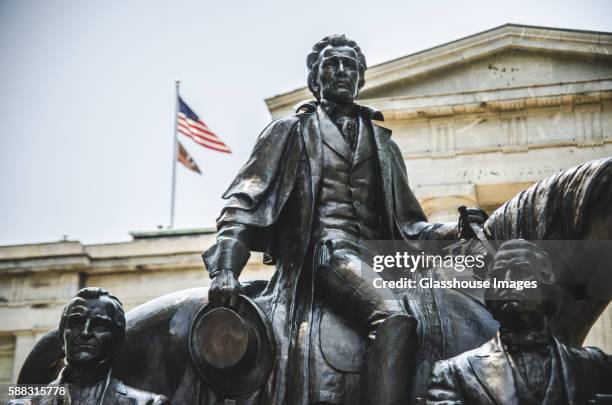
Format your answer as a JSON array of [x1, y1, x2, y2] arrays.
[[175, 78, 181, 87]]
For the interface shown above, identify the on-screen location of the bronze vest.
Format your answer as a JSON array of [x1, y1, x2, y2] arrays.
[[312, 109, 384, 243]]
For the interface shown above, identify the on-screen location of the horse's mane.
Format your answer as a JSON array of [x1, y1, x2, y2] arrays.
[[484, 157, 612, 241]]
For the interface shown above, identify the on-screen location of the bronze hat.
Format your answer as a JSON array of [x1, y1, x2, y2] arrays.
[[189, 295, 276, 397]]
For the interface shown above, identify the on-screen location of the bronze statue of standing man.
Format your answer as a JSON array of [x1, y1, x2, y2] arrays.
[[204, 34, 486, 404]]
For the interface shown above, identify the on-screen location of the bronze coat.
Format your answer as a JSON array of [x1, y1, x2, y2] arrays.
[[425, 334, 612, 405], [210, 103, 432, 403]]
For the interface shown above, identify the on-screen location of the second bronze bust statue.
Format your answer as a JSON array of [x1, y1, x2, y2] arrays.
[[425, 240, 612, 405]]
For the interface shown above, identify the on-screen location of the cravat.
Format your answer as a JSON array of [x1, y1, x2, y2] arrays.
[[500, 331, 551, 354], [335, 116, 358, 150]]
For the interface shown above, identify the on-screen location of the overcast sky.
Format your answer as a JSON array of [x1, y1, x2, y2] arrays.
[[1, 0, 611, 246]]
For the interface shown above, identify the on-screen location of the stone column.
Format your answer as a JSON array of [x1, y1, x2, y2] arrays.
[[11, 331, 46, 383]]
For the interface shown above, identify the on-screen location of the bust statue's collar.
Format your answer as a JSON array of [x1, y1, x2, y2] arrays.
[[295, 100, 384, 121], [499, 328, 552, 353], [61, 358, 113, 384]]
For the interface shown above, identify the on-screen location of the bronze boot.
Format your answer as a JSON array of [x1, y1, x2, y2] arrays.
[[361, 314, 417, 405]]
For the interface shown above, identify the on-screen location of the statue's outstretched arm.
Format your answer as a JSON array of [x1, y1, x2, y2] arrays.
[[418, 207, 489, 241]]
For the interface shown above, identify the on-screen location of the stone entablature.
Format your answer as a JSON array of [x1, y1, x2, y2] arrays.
[[368, 96, 611, 159], [0, 230, 272, 311]]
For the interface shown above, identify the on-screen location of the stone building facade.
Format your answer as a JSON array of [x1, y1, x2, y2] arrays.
[[1, 24, 611, 385]]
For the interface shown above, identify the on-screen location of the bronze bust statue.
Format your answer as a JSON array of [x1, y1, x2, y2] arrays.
[[425, 240, 612, 405], [10, 288, 170, 405]]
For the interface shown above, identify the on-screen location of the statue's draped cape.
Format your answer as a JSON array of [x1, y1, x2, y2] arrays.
[[213, 104, 431, 403]]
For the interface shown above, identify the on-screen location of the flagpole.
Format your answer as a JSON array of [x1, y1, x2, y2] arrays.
[[169, 78, 180, 229]]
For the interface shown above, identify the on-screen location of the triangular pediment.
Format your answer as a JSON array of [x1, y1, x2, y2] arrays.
[[266, 24, 612, 118], [361, 48, 612, 99]]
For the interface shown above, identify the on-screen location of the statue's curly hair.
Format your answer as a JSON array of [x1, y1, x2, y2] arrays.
[[306, 34, 367, 100], [59, 287, 125, 348], [485, 239, 562, 317]]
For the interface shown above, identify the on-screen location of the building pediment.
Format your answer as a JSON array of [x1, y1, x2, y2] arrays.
[[266, 24, 612, 119], [362, 48, 612, 100]]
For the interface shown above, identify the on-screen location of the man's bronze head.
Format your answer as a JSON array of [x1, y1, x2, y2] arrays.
[[59, 287, 125, 365], [307, 34, 366, 103], [485, 240, 560, 327]]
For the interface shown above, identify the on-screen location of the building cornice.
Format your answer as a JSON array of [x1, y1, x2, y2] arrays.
[[0, 233, 216, 275], [365, 78, 612, 121]]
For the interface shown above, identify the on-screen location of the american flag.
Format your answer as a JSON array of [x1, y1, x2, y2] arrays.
[[177, 97, 231, 154]]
